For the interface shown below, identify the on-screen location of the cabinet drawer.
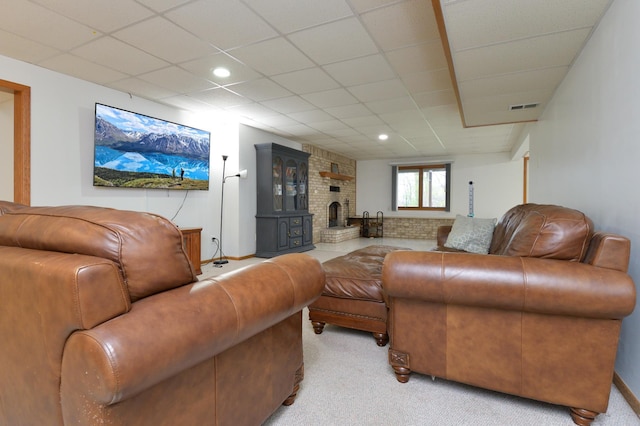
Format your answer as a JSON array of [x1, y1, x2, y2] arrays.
[[290, 226, 302, 237], [290, 236, 303, 248], [290, 216, 302, 226]]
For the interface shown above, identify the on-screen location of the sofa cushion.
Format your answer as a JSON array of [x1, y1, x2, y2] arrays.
[[444, 215, 497, 254], [0, 204, 196, 301], [490, 204, 593, 261]]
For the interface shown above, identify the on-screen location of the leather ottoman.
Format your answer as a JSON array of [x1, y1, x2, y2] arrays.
[[308, 245, 409, 346]]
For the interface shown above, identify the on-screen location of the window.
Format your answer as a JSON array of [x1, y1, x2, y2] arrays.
[[393, 164, 450, 211]]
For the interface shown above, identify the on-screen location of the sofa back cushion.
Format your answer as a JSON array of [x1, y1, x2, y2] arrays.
[[490, 204, 593, 261], [0, 203, 196, 301]]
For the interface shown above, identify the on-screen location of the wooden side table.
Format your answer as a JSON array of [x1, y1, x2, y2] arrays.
[[180, 227, 202, 275]]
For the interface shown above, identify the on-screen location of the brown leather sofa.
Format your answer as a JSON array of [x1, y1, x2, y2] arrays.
[[0, 201, 324, 426], [308, 245, 408, 346], [383, 204, 636, 426]]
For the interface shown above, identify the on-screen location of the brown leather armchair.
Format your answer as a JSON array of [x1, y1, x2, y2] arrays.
[[0, 202, 324, 425], [383, 204, 636, 426]]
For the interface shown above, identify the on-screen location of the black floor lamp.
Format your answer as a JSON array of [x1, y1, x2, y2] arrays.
[[214, 155, 247, 267]]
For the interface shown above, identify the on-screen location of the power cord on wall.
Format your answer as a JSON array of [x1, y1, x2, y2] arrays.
[[210, 237, 221, 264], [170, 190, 189, 222]]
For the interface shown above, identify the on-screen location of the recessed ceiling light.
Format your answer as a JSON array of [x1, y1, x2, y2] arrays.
[[378, 134, 389, 141], [213, 67, 231, 78]]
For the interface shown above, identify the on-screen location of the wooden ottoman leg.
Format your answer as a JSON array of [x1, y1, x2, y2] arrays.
[[373, 332, 389, 347], [311, 321, 325, 334]]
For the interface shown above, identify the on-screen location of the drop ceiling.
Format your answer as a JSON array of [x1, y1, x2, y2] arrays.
[[0, 0, 612, 160]]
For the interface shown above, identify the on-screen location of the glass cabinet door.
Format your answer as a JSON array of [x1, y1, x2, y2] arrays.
[[298, 162, 308, 210], [272, 157, 283, 212], [285, 159, 297, 211]]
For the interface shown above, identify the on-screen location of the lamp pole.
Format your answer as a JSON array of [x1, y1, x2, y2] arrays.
[[214, 155, 246, 267], [214, 155, 229, 266]]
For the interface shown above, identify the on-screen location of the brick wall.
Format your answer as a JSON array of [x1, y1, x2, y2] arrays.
[[381, 217, 455, 240], [302, 144, 356, 243]]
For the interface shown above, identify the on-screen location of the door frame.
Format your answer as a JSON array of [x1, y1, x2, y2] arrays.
[[0, 79, 30, 205]]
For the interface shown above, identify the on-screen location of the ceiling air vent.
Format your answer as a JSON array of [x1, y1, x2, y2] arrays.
[[509, 103, 539, 111]]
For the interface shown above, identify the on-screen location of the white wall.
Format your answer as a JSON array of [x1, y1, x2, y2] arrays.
[[0, 54, 240, 261], [529, 0, 640, 397], [357, 152, 523, 220], [0, 95, 12, 200]]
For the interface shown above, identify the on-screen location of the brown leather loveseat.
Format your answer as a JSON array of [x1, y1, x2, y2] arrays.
[[383, 204, 636, 426], [0, 201, 324, 425]]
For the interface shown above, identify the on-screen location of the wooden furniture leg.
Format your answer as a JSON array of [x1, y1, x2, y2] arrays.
[[283, 365, 304, 406], [311, 321, 325, 334], [570, 408, 598, 426]]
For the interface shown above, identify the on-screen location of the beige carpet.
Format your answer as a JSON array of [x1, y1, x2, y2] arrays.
[[200, 239, 640, 426]]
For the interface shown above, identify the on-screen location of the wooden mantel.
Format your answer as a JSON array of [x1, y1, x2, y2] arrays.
[[319, 171, 354, 181]]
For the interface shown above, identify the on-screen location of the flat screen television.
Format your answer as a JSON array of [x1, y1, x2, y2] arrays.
[[93, 103, 211, 190]]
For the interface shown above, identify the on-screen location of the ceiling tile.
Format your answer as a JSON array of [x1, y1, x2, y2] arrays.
[[288, 18, 378, 65], [288, 109, 335, 123], [138, 66, 216, 94], [413, 90, 457, 109], [301, 88, 358, 108], [251, 113, 302, 128], [360, 0, 440, 51], [39, 54, 127, 84], [0, 29, 60, 63], [113, 17, 218, 63], [347, 79, 407, 103], [244, 0, 353, 33], [31, 0, 154, 33], [401, 68, 452, 94], [166, 0, 277, 50], [324, 54, 396, 86], [190, 87, 253, 108], [366, 96, 416, 115], [306, 119, 349, 132], [227, 78, 292, 101], [277, 123, 323, 137], [0, 0, 100, 50], [107, 77, 178, 99], [225, 102, 282, 118], [453, 29, 592, 81], [136, 0, 191, 13], [228, 37, 314, 76], [260, 96, 316, 114], [385, 40, 448, 76], [342, 115, 385, 128], [72, 37, 169, 75], [323, 127, 361, 138], [348, 0, 399, 13], [325, 103, 373, 119], [459, 67, 568, 99], [159, 95, 222, 113], [444, 0, 612, 50], [271, 68, 340, 94], [180, 53, 260, 86]]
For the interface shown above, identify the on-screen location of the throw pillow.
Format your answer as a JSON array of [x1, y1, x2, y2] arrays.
[[444, 215, 497, 254]]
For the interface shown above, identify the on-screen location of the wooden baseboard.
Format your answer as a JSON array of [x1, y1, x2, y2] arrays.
[[201, 254, 255, 265], [614, 372, 640, 416]]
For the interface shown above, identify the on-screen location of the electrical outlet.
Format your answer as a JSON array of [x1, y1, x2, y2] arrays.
[[211, 236, 217, 243]]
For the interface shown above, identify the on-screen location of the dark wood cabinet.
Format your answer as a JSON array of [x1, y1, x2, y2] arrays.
[[255, 143, 314, 258]]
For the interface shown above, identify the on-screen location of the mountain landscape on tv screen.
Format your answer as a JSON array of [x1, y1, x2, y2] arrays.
[[93, 105, 211, 190]]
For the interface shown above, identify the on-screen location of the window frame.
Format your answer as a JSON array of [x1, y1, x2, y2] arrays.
[[393, 163, 451, 212]]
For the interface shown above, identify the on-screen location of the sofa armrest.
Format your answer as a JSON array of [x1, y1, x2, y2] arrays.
[[383, 251, 636, 319], [437, 225, 452, 247], [61, 253, 325, 405]]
